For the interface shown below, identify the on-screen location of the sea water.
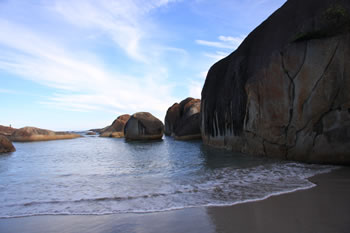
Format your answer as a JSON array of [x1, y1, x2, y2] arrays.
[[0, 135, 336, 218]]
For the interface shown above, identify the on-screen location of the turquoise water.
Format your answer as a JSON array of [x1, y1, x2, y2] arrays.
[[0, 135, 335, 218]]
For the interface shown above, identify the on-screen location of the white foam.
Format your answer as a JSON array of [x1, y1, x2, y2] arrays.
[[0, 162, 338, 218]]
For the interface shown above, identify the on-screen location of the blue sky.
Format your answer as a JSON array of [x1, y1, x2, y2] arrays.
[[0, 0, 286, 131]]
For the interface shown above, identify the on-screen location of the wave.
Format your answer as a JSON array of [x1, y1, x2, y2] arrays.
[[2, 192, 178, 208], [0, 164, 338, 219]]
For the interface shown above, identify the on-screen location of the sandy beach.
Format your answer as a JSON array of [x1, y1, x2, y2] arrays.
[[0, 167, 349, 233]]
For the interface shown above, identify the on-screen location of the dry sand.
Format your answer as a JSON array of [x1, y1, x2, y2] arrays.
[[0, 167, 349, 233]]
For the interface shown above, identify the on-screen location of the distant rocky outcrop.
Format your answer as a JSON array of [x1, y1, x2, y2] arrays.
[[99, 114, 131, 138], [11, 127, 80, 142], [89, 128, 104, 134], [201, 0, 350, 164], [165, 97, 201, 140], [124, 112, 164, 140], [0, 125, 16, 137], [86, 132, 97, 136], [0, 135, 15, 153]]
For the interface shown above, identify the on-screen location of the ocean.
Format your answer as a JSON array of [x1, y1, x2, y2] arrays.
[[0, 134, 336, 218]]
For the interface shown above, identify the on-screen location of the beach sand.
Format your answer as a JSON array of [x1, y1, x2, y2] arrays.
[[1, 167, 349, 233]]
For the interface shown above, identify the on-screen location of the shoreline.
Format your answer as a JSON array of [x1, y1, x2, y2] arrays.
[[1, 167, 349, 233], [0, 165, 336, 219], [0, 181, 319, 219]]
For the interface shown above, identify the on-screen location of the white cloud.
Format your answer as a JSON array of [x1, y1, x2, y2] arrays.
[[0, 88, 18, 94], [196, 40, 233, 49], [196, 35, 245, 50], [195, 35, 245, 84], [52, 0, 178, 63], [188, 81, 203, 99], [204, 51, 230, 61], [0, 88, 43, 97], [199, 71, 207, 79], [0, 19, 176, 121], [0, 0, 190, 124], [218, 35, 245, 45]]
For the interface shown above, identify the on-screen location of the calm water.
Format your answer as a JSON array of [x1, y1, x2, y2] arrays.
[[0, 135, 335, 218]]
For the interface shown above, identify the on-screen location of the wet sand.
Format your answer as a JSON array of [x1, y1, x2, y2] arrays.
[[1, 167, 349, 233]]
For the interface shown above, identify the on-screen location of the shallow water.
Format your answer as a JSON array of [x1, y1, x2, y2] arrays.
[[0, 135, 336, 218]]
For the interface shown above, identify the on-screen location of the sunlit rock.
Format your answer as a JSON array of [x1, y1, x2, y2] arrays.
[[11, 127, 80, 142], [99, 114, 131, 138]]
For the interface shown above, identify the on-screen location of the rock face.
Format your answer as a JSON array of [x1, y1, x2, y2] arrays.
[[201, 0, 350, 164], [11, 127, 80, 142], [100, 114, 130, 138], [0, 135, 15, 153], [0, 125, 16, 137], [165, 97, 201, 140], [124, 112, 164, 140]]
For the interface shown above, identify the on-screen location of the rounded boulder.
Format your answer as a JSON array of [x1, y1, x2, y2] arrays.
[[100, 114, 131, 138], [124, 112, 164, 140], [165, 97, 201, 140]]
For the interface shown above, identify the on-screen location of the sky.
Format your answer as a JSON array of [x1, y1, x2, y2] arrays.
[[0, 0, 286, 131]]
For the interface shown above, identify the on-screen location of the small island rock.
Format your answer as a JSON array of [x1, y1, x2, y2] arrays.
[[100, 114, 131, 138], [86, 132, 97, 136], [11, 127, 80, 142], [0, 125, 16, 137], [124, 112, 164, 140]]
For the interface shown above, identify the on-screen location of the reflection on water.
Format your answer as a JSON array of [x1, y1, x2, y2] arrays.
[[0, 135, 335, 218]]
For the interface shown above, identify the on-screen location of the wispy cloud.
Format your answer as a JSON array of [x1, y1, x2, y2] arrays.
[[203, 51, 230, 61], [195, 34, 245, 86], [0, 88, 43, 97], [196, 35, 245, 50], [0, 0, 192, 123], [0, 0, 287, 130], [188, 81, 203, 99], [0, 88, 18, 94], [52, 0, 178, 63], [0, 17, 176, 120], [199, 71, 207, 79]]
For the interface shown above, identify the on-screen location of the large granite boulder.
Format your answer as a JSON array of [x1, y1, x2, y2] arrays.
[[100, 114, 130, 138], [165, 97, 201, 140], [0, 135, 15, 153], [201, 0, 350, 164], [124, 112, 164, 140], [0, 125, 16, 137], [11, 127, 80, 142]]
